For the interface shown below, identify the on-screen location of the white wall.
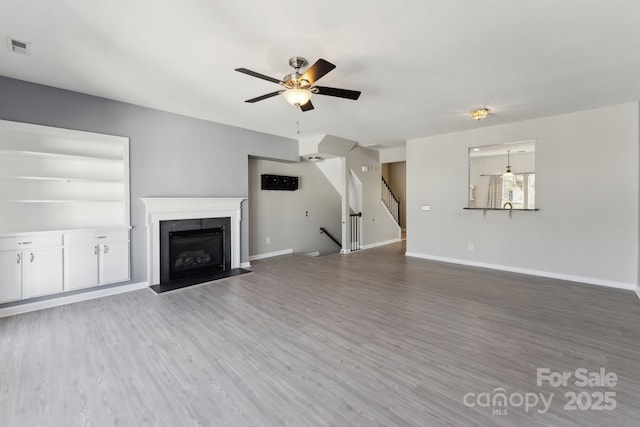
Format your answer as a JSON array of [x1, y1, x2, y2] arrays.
[[248, 158, 342, 257], [406, 103, 639, 289], [315, 157, 342, 196], [347, 146, 401, 247], [379, 146, 406, 163]]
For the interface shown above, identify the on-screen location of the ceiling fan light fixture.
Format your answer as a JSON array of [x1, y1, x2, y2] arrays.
[[236, 57, 360, 112], [471, 108, 489, 120], [282, 88, 312, 106]]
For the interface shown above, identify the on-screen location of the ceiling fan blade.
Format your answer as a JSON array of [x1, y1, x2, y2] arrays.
[[235, 68, 283, 85], [300, 100, 314, 112], [315, 86, 361, 100], [300, 59, 336, 84], [245, 91, 282, 103]]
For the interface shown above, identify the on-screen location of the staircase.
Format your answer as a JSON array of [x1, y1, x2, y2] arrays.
[[299, 140, 402, 252], [320, 211, 361, 252], [381, 177, 400, 225]]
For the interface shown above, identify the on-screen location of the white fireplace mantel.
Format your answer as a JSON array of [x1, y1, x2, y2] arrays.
[[141, 197, 245, 285]]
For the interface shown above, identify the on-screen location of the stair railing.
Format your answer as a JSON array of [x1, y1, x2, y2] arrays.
[[381, 177, 400, 225], [350, 212, 362, 251], [320, 227, 341, 248]]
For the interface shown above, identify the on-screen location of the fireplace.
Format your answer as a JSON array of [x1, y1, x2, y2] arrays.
[[169, 227, 225, 280], [141, 197, 247, 293], [159, 217, 231, 284]]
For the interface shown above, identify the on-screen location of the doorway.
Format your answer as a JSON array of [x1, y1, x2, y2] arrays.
[[381, 161, 406, 239]]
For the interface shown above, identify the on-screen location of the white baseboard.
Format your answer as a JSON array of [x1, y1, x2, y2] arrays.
[[635, 286, 640, 301], [404, 252, 636, 291], [248, 248, 293, 261], [240, 262, 251, 268], [361, 238, 402, 250], [0, 281, 149, 319]]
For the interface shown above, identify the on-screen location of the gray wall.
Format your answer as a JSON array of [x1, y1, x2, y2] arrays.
[[0, 76, 299, 284], [407, 102, 639, 287], [249, 158, 342, 256]]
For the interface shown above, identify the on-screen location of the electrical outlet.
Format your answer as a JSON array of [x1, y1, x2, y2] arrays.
[[468, 243, 474, 250], [266, 237, 271, 244]]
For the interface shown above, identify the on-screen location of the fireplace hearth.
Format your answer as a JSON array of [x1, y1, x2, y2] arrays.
[[149, 216, 250, 294]]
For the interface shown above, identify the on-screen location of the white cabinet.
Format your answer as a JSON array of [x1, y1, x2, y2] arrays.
[[22, 247, 64, 298], [66, 243, 100, 290], [0, 228, 129, 302], [100, 239, 130, 285], [0, 234, 64, 302], [0, 250, 22, 302], [66, 229, 130, 291]]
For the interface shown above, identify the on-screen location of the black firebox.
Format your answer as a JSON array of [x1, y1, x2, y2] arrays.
[[169, 227, 224, 280], [159, 217, 232, 284]]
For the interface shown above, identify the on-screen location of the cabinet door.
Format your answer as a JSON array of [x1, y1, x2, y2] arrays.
[[100, 241, 129, 285], [22, 248, 64, 298], [0, 250, 22, 303], [67, 244, 100, 290]]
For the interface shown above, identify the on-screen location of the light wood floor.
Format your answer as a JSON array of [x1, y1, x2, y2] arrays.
[[1, 242, 640, 426]]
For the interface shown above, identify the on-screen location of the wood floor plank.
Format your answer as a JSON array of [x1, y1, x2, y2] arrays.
[[1, 241, 639, 426]]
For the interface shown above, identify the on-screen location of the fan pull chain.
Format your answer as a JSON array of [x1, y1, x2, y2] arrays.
[[296, 120, 300, 136]]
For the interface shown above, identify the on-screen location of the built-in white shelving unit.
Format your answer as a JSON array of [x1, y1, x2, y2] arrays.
[[0, 120, 131, 303], [0, 121, 129, 233]]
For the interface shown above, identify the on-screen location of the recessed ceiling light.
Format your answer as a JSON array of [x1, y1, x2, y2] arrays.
[[470, 108, 489, 120]]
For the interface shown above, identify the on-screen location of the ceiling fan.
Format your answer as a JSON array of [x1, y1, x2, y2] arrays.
[[235, 57, 361, 112]]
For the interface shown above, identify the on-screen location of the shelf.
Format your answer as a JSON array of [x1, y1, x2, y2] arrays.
[[0, 120, 130, 234], [464, 207, 539, 218], [0, 226, 132, 237], [2, 200, 124, 203], [464, 208, 539, 211], [0, 175, 123, 183], [0, 149, 123, 163]]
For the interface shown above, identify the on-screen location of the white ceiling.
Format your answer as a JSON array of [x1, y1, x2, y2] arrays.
[[470, 140, 536, 158], [2, 1, 640, 149]]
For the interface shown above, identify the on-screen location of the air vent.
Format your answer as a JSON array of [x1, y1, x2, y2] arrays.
[[7, 37, 31, 55]]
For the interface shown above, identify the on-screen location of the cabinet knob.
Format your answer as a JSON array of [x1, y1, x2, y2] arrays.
[[30, 253, 35, 263], [17, 253, 21, 264]]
